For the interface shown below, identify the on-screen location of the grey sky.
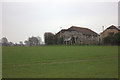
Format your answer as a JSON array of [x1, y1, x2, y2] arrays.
[[1, 0, 119, 43]]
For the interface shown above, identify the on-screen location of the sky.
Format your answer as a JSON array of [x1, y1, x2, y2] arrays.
[[0, 0, 119, 43]]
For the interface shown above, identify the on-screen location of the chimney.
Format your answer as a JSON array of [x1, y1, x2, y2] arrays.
[[102, 26, 104, 31]]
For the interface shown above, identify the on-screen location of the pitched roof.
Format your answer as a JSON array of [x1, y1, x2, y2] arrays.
[[117, 26, 120, 30], [101, 25, 120, 34], [106, 25, 120, 30], [56, 29, 76, 35], [68, 26, 99, 36], [56, 26, 99, 36]]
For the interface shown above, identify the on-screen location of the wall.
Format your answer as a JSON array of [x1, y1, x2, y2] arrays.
[[61, 31, 99, 44], [101, 29, 119, 42]]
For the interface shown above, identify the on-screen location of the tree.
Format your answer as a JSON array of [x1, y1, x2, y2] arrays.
[[44, 33, 55, 45], [113, 32, 120, 45], [1, 37, 9, 46], [103, 32, 120, 45], [44, 33, 64, 45], [24, 40, 30, 46], [19, 41, 23, 46], [57, 37, 64, 44], [54, 35, 59, 44], [45, 35, 54, 45], [28, 37, 39, 46], [103, 36, 112, 45], [9, 42, 14, 46], [37, 36, 42, 45]]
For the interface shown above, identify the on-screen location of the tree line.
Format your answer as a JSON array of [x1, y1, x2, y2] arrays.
[[1, 36, 43, 46], [1, 32, 120, 46]]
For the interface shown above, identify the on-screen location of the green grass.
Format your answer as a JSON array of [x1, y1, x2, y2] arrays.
[[2, 45, 118, 78]]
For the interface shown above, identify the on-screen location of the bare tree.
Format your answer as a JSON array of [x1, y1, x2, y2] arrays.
[[28, 36, 39, 46], [24, 40, 30, 46], [37, 36, 41, 45], [1, 37, 9, 46], [19, 41, 23, 46]]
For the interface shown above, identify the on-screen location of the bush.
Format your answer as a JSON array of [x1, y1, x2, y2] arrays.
[[103, 32, 120, 45]]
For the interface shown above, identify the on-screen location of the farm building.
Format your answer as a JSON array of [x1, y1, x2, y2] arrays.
[[100, 25, 120, 42], [56, 26, 100, 44]]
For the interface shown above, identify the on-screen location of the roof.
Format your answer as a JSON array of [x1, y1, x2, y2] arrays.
[[44, 32, 54, 36], [117, 26, 120, 30], [56, 29, 76, 35], [106, 25, 120, 30], [61, 29, 76, 32], [68, 26, 99, 36], [101, 25, 120, 34], [56, 26, 99, 36]]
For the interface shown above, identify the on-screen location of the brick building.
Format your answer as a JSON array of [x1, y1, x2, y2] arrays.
[[100, 25, 120, 42]]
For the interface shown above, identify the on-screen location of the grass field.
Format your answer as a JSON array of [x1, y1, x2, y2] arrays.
[[2, 45, 118, 78]]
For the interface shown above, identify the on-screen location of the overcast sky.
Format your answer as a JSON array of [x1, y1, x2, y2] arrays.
[[0, 0, 119, 43]]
